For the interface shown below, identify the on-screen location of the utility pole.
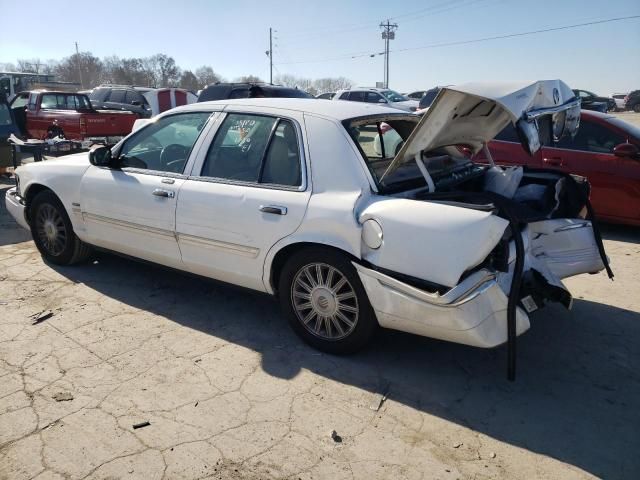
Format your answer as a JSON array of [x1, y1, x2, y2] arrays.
[[269, 28, 273, 84], [75, 41, 84, 88], [379, 20, 397, 88]]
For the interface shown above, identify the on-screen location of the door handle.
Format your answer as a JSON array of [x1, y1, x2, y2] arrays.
[[543, 157, 563, 166], [152, 188, 175, 198], [259, 205, 287, 215]]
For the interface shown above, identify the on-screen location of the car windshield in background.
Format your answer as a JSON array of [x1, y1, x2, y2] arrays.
[[343, 115, 424, 193], [381, 90, 408, 102]]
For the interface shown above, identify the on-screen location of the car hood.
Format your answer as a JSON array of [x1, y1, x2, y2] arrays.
[[383, 80, 580, 176]]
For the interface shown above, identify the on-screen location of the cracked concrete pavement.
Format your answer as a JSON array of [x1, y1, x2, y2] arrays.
[[1, 179, 639, 480]]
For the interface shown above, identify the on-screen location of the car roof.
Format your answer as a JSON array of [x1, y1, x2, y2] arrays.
[[174, 98, 413, 121]]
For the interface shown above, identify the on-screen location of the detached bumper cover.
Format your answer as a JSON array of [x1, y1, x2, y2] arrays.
[[354, 263, 529, 348], [5, 187, 29, 230]]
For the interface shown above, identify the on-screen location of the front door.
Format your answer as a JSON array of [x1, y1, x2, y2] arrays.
[[80, 111, 213, 268], [176, 112, 311, 291]]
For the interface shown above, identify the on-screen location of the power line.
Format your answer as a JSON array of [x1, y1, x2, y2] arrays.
[[275, 15, 640, 66]]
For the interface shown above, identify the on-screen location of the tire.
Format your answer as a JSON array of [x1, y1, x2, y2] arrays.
[[30, 190, 93, 265], [634, 104, 640, 113], [278, 247, 378, 354]]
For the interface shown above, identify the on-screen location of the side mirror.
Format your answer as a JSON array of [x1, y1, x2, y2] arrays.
[[378, 98, 386, 103], [89, 145, 113, 167], [613, 143, 639, 159]]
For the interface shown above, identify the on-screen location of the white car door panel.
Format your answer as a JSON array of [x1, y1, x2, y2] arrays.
[[80, 111, 214, 268], [175, 111, 311, 291], [80, 168, 184, 267], [177, 181, 309, 290]]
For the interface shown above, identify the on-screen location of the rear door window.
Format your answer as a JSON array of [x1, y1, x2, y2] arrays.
[[107, 89, 126, 103], [553, 119, 624, 153]]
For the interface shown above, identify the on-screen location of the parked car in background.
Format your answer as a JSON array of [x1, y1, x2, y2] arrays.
[[142, 88, 198, 116], [624, 90, 640, 112], [612, 93, 627, 111], [5, 81, 609, 365], [316, 92, 335, 100], [0, 92, 20, 174], [87, 85, 154, 118], [9, 91, 137, 144], [476, 110, 640, 226], [198, 82, 313, 102], [406, 90, 428, 100], [573, 89, 616, 112], [333, 87, 419, 112], [417, 87, 442, 112]]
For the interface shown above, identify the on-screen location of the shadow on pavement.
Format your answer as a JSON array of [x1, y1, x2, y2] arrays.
[[49, 251, 640, 480], [600, 222, 640, 244]]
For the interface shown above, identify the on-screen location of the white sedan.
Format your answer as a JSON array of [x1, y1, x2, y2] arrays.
[[5, 81, 610, 368]]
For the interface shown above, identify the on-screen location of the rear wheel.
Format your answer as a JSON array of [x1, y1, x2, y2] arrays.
[[278, 247, 377, 354], [30, 190, 92, 265], [634, 104, 640, 113]]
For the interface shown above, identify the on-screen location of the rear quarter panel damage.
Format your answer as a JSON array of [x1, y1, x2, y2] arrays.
[[359, 198, 509, 288]]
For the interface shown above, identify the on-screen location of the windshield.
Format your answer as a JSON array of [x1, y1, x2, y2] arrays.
[[380, 90, 408, 102], [344, 115, 427, 192]]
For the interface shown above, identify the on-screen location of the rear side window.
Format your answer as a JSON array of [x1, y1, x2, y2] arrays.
[[554, 119, 624, 153], [88, 88, 109, 101], [201, 113, 301, 187], [349, 91, 365, 102], [40, 94, 89, 110], [107, 89, 126, 103], [229, 88, 249, 99]]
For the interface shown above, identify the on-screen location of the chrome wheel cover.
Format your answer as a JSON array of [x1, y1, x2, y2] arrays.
[[35, 204, 67, 256], [291, 262, 359, 340]]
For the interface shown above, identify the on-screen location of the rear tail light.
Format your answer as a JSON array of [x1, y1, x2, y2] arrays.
[[79, 117, 87, 135]]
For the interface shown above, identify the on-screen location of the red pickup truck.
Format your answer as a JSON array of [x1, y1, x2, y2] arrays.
[[9, 90, 137, 144]]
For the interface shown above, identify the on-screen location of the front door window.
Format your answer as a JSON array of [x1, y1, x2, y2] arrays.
[[118, 112, 211, 173]]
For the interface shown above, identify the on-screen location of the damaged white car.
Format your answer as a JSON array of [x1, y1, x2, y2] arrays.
[[5, 81, 611, 377]]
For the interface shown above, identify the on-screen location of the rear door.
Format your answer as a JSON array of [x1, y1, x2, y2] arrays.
[[176, 110, 311, 291], [540, 117, 632, 220]]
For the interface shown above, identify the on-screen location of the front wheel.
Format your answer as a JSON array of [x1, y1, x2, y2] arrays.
[[278, 247, 378, 354], [30, 190, 92, 265], [634, 104, 640, 113]]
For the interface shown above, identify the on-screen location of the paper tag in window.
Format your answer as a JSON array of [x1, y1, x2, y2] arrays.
[[521, 295, 538, 313]]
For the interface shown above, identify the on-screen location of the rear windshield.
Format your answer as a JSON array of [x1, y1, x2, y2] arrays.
[[343, 115, 425, 192], [263, 87, 313, 98]]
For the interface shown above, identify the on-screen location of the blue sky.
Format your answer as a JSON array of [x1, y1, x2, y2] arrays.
[[0, 0, 638, 94]]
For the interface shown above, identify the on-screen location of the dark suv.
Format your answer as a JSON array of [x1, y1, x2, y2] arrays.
[[197, 83, 313, 102], [87, 85, 153, 118], [572, 89, 616, 113], [625, 90, 640, 113]]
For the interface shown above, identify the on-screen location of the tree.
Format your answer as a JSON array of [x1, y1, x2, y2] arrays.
[[54, 52, 103, 88], [195, 66, 223, 89], [314, 76, 353, 94], [235, 75, 263, 83], [179, 70, 199, 91], [145, 54, 180, 87]]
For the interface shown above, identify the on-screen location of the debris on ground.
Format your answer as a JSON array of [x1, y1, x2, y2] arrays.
[[452, 442, 463, 448], [489, 452, 496, 458], [132, 421, 151, 429], [330, 430, 342, 443], [31, 310, 54, 325], [52, 392, 73, 402], [369, 385, 390, 411]]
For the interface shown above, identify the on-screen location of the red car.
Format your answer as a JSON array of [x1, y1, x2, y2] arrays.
[[476, 111, 640, 226]]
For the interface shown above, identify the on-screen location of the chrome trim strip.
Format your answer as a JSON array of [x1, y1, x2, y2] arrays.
[[353, 263, 497, 308], [177, 233, 259, 258], [82, 213, 175, 238], [187, 175, 304, 192], [524, 98, 581, 120], [553, 222, 590, 232]]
